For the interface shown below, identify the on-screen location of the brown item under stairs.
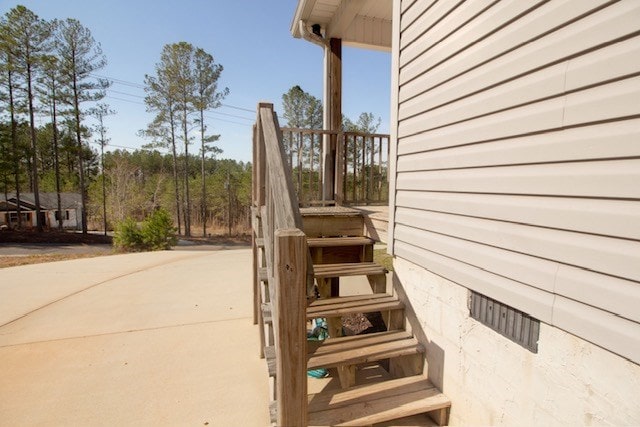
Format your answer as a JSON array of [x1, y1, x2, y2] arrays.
[[254, 206, 450, 426]]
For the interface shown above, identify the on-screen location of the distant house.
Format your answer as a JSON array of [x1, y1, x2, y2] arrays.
[[0, 193, 81, 230]]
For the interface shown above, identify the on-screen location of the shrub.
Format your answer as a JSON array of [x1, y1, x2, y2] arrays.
[[140, 208, 178, 250], [113, 209, 177, 252], [113, 217, 144, 252]]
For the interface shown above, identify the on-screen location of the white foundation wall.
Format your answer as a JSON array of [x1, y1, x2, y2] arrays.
[[394, 257, 640, 426]]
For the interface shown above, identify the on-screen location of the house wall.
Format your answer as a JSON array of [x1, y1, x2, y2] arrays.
[[390, 0, 640, 423], [45, 209, 79, 230], [395, 257, 640, 425]]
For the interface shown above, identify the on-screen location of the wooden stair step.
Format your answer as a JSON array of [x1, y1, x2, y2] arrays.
[[307, 293, 402, 319], [307, 330, 422, 370], [306, 236, 375, 248], [265, 345, 276, 377], [313, 262, 387, 279], [308, 375, 450, 426], [301, 207, 364, 238], [300, 206, 362, 217], [261, 303, 272, 323]]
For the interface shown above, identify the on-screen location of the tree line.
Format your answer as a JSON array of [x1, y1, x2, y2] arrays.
[[95, 150, 251, 237], [1, 5, 232, 237], [0, 5, 108, 232]]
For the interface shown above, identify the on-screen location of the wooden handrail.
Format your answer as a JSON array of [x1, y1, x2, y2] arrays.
[[253, 103, 309, 426]]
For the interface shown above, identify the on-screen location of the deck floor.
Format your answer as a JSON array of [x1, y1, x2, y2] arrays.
[[301, 205, 390, 243]]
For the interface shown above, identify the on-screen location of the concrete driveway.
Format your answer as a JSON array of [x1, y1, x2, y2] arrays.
[[0, 249, 269, 426]]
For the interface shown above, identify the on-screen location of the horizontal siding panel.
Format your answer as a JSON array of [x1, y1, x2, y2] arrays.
[[555, 265, 640, 324], [399, 0, 551, 86], [552, 295, 640, 364], [395, 223, 640, 324], [395, 159, 640, 199], [395, 223, 558, 293], [399, 0, 639, 105], [400, 0, 431, 26], [395, 207, 640, 282], [564, 75, 640, 125], [394, 240, 555, 323], [399, 63, 566, 136], [400, 0, 497, 67], [398, 98, 565, 153], [565, 35, 640, 91], [400, 0, 461, 50], [400, 35, 640, 124], [399, 73, 640, 144], [395, 191, 640, 240], [397, 119, 640, 172]]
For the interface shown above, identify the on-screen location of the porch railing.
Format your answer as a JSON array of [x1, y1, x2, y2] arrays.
[[281, 127, 390, 206], [252, 103, 309, 426]]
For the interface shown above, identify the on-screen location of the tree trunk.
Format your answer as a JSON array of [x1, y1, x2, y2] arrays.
[[200, 109, 207, 237], [8, 65, 22, 229], [51, 78, 63, 230], [72, 68, 88, 234], [182, 109, 191, 237], [27, 61, 43, 232], [168, 108, 181, 235]]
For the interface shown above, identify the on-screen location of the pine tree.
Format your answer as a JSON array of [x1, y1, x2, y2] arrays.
[[3, 6, 52, 231], [192, 47, 227, 237], [56, 18, 109, 233], [90, 102, 115, 235]]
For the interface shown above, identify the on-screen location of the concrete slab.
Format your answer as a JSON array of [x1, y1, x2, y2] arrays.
[[0, 249, 270, 426]]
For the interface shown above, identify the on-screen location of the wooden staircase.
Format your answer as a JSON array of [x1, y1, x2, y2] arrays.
[[252, 103, 450, 426], [255, 206, 451, 426]]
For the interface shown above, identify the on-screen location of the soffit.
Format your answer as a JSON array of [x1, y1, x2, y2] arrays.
[[291, 0, 392, 51]]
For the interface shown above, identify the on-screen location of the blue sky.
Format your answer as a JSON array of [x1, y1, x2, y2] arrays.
[[0, 0, 391, 163]]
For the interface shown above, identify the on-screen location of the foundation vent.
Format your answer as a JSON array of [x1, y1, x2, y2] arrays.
[[469, 291, 540, 353]]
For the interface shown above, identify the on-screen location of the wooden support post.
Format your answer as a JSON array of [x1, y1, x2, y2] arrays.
[[385, 309, 404, 331], [389, 353, 424, 379], [337, 365, 356, 389], [256, 105, 267, 208], [322, 38, 341, 202], [274, 229, 308, 427], [335, 131, 345, 205], [367, 273, 387, 294]]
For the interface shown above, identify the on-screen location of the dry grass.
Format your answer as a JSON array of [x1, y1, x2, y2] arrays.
[[373, 248, 393, 271], [0, 253, 109, 269]]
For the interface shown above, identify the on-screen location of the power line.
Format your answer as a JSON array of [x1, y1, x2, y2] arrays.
[[91, 72, 256, 113]]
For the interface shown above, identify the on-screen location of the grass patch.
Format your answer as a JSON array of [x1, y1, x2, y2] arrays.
[[373, 248, 393, 271]]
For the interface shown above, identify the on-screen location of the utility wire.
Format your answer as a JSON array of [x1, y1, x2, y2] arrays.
[[91, 72, 256, 113], [104, 95, 252, 127]]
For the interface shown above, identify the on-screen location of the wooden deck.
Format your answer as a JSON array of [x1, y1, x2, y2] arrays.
[[300, 205, 389, 244]]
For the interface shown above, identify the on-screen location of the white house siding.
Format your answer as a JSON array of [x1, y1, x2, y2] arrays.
[[390, 0, 640, 424]]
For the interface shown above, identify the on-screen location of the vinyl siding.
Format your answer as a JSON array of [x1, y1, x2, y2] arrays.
[[393, 0, 640, 363]]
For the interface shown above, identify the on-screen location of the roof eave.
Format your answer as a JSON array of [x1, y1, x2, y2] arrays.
[[290, 0, 314, 38]]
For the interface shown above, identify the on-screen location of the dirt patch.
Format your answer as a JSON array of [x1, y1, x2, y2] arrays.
[[0, 253, 106, 269], [179, 235, 251, 246], [342, 311, 388, 336], [0, 229, 112, 244]]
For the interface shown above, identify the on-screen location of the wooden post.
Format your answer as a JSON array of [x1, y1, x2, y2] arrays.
[[252, 125, 258, 326], [335, 131, 345, 205], [256, 104, 267, 208], [322, 38, 342, 202], [274, 229, 308, 427]]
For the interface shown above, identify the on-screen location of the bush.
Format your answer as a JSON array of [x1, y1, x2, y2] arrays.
[[113, 217, 144, 252], [114, 209, 177, 252], [141, 208, 178, 250]]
